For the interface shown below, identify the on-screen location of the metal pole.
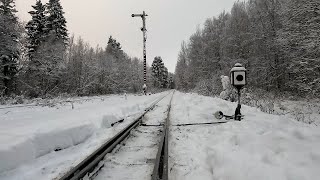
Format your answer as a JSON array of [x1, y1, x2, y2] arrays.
[[237, 88, 241, 105], [235, 88, 242, 121], [132, 11, 148, 95], [142, 11, 147, 94]]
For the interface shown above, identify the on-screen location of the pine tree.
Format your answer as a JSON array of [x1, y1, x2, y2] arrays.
[[168, 76, 174, 89], [106, 36, 124, 59], [162, 67, 168, 88], [24, 0, 46, 96], [21, 0, 68, 97], [0, 0, 16, 18], [24, 0, 68, 97], [151, 56, 166, 88], [105, 36, 131, 92], [0, 0, 19, 96], [46, 0, 68, 45], [25, 0, 46, 57]]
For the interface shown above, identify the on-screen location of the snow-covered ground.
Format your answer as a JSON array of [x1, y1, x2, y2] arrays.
[[0, 92, 168, 179], [1, 91, 320, 180], [275, 99, 320, 125], [169, 92, 320, 180], [95, 93, 173, 180]]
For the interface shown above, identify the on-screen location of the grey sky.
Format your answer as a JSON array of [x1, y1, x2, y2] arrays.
[[16, 0, 236, 73]]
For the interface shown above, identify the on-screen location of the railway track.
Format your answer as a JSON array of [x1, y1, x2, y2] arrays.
[[151, 92, 172, 180], [58, 91, 174, 180]]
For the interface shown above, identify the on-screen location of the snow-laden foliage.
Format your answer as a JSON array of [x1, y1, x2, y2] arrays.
[[25, 0, 46, 57], [0, 0, 155, 98], [19, 0, 67, 97], [220, 76, 233, 100], [0, 0, 19, 96], [45, 0, 68, 45], [175, 0, 320, 98], [52, 35, 149, 96], [151, 56, 169, 88], [221, 75, 230, 91], [278, 0, 320, 95]]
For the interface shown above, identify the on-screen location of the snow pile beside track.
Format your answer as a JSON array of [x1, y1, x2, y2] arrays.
[[33, 124, 95, 157], [0, 92, 165, 174], [0, 124, 94, 172], [169, 91, 320, 180]]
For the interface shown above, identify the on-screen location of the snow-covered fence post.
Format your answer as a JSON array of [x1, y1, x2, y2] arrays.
[[230, 63, 247, 120]]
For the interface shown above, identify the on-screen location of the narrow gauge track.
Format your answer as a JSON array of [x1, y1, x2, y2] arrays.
[[59, 91, 174, 180]]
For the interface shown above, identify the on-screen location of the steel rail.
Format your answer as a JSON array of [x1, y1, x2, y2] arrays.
[[173, 121, 228, 126], [152, 91, 174, 180], [58, 92, 171, 180]]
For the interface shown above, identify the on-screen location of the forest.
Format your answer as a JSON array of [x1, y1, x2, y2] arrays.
[[175, 0, 320, 99], [0, 0, 172, 99], [1, 0, 319, 102]]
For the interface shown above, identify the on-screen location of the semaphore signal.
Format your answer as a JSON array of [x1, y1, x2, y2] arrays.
[[131, 11, 148, 95]]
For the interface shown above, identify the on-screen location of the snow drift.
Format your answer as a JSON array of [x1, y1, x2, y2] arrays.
[[0, 124, 94, 173]]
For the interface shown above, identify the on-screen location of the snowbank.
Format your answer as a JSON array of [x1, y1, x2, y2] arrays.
[[0, 124, 94, 173], [120, 103, 143, 117], [33, 124, 94, 157], [0, 92, 166, 175], [169, 91, 320, 180]]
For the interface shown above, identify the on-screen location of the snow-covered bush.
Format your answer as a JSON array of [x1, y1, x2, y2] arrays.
[[192, 77, 221, 96], [219, 75, 237, 102], [0, 95, 25, 105], [240, 88, 319, 125], [241, 88, 276, 114]]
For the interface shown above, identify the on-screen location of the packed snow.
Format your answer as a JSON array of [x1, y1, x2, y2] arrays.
[[95, 126, 162, 180], [1, 91, 320, 180], [0, 92, 168, 179], [94, 93, 173, 180], [169, 92, 320, 180]]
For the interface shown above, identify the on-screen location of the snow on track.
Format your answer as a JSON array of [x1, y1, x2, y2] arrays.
[[2, 91, 320, 180], [94, 91, 173, 180], [142, 93, 173, 126], [0, 92, 167, 180], [169, 92, 235, 125], [169, 92, 320, 180], [94, 126, 162, 180]]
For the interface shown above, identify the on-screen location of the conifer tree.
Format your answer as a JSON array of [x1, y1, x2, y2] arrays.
[[21, 0, 68, 97], [106, 36, 124, 59], [105, 36, 130, 92], [46, 0, 68, 45], [151, 56, 167, 88], [162, 67, 168, 88], [25, 0, 46, 57], [0, 0, 19, 96]]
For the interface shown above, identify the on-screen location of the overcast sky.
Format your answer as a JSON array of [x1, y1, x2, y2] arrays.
[[16, 0, 236, 73]]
